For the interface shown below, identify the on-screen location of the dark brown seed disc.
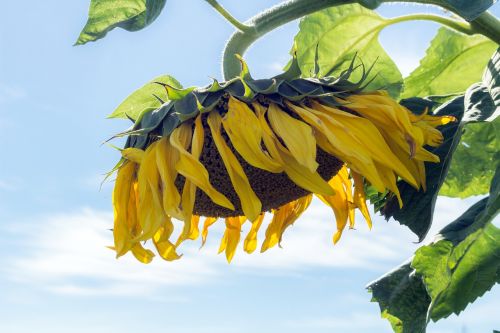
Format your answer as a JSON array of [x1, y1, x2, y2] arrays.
[[174, 112, 343, 218]]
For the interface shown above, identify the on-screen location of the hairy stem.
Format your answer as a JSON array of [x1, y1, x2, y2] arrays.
[[470, 11, 500, 45], [204, 0, 252, 32], [222, 0, 500, 80]]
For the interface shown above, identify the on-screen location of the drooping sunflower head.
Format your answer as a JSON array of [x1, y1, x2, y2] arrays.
[[110, 57, 455, 263]]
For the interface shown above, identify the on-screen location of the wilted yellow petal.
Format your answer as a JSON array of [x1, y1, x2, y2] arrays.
[[261, 195, 312, 252], [121, 147, 145, 164], [223, 216, 245, 263], [309, 101, 418, 188], [207, 111, 261, 222], [201, 217, 217, 248], [112, 161, 135, 256], [244, 213, 265, 254], [253, 102, 285, 165], [255, 105, 334, 196], [289, 103, 386, 192], [188, 215, 200, 240], [136, 142, 166, 242], [317, 174, 349, 244], [375, 162, 403, 208], [278, 194, 312, 245], [171, 119, 234, 211], [222, 97, 282, 173], [153, 221, 181, 261], [156, 137, 183, 219], [131, 243, 155, 264], [267, 103, 318, 172], [351, 171, 372, 229], [336, 166, 355, 229]]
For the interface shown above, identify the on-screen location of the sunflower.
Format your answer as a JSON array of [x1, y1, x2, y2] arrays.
[[110, 58, 455, 263]]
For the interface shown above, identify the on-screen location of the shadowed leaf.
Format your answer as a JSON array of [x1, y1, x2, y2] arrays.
[[76, 0, 167, 45]]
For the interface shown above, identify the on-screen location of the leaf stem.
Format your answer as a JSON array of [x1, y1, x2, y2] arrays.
[[470, 11, 500, 45], [204, 0, 252, 32], [387, 14, 475, 36], [221, 0, 500, 80]]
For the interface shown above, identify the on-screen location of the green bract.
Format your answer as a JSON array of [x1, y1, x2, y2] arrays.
[[119, 56, 372, 150]]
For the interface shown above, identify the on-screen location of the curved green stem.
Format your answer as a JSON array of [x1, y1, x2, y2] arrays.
[[222, 0, 500, 80], [204, 0, 252, 32], [387, 14, 475, 35], [470, 11, 500, 45]]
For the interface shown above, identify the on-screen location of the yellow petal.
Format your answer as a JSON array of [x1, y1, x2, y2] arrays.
[[224, 216, 245, 263], [278, 194, 312, 245], [112, 161, 135, 256], [318, 174, 349, 244], [121, 147, 145, 164], [267, 103, 318, 172], [207, 111, 262, 222], [261, 195, 312, 252], [201, 217, 217, 248], [336, 166, 355, 229], [309, 101, 418, 188], [255, 105, 334, 196], [153, 221, 181, 261], [375, 162, 403, 208], [156, 137, 183, 219], [188, 215, 200, 240], [244, 213, 265, 254], [170, 118, 234, 211], [175, 178, 195, 247], [351, 171, 372, 229], [136, 142, 166, 242], [131, 243, 155, 264], [222, 97, 282, 173], [289, 103, 386, 192], [253, 102, 285, 165]]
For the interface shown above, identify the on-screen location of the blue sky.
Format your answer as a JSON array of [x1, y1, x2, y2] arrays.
[[0, 1, 499, 332]]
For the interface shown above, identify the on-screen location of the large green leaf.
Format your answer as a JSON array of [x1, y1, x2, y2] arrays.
[[428, 0, 495, 21], [440, 118, 499, 198], [412, 167, 500, 321], [382, 96, 465, 240], [367, 262, 430, 333], [294, 4, 403, 97], [463, 48, 500, 122], [439, 49, 499, 198], [108, 74, 181, 120], [402, 28, 496, 98], [358, 1, 494, 20], [369, 168, 500, 332], [76, 0, 167, 45]]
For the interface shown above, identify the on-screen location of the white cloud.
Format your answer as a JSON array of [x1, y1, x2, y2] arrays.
[[0, 83, 26, 104], [284, 312, 391, 331], [2, 196, 482, 297]]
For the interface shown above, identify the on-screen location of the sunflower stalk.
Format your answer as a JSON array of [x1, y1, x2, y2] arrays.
[[219, 0, 500, 80]]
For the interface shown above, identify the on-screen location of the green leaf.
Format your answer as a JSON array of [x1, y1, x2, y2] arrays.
[[463, 48, 500, 122], [439, 49, 499, 198], [76, 0, 167, 45], [382, 96, 466, 240], [294, 4, 403, 97], [367, 262, 430, 333], [402, 28, 496, 98], [440, 118, 500, 198], [108, 74, 181, 120], [369, 167, 500, 332], [429, 0, 494, 21], [412, 167, 500, 321], [359, 0, 494, 20]]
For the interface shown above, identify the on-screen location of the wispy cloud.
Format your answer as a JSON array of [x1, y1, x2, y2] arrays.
[[2, 196, 480, 297], [0, 83, 26, 104]]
